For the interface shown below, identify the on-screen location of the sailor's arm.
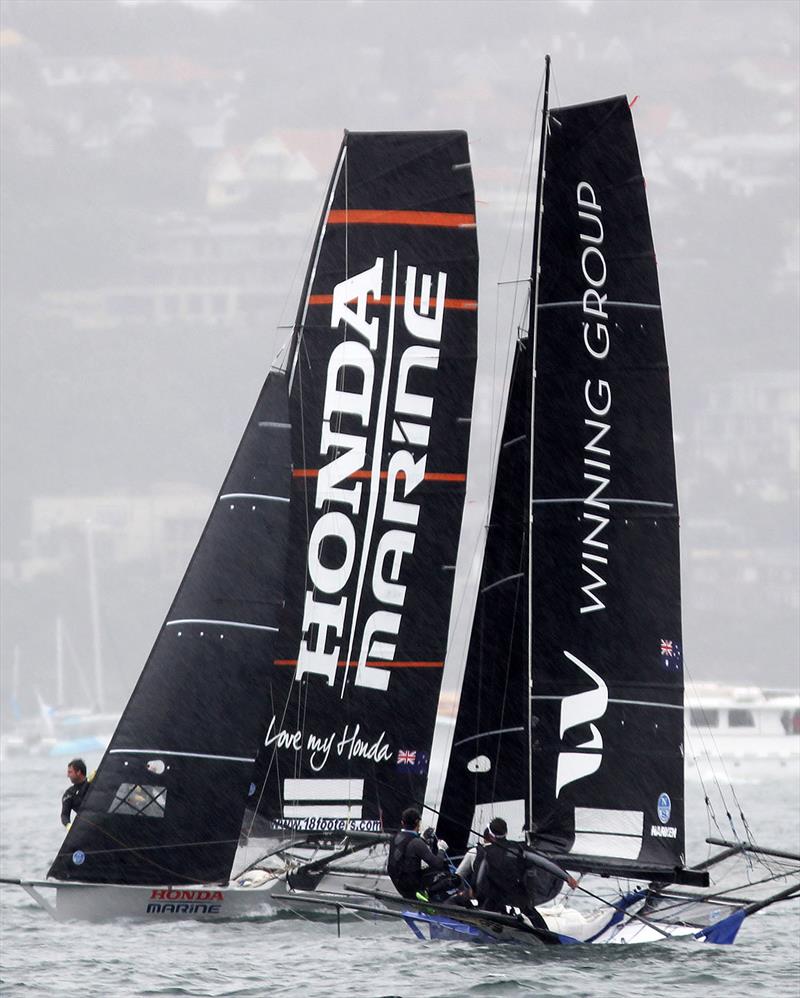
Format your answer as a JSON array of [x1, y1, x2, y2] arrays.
[[411, 837, 446, 870], [60, 788, 73, 827], [455, 847, 476, 878], [523, 849, 578, 889]]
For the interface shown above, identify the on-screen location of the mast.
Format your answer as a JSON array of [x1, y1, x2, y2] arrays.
[[85, 519, 104, 711], [286, 134, 349, 392], [527, 54, 550, 842], [55, 615, 64, 707]]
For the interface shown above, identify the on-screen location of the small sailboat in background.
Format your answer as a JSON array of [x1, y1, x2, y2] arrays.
[[1, 611, 118, 762]]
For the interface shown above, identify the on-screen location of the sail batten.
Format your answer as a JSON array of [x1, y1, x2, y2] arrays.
[[108, 750, 256, 763], [165, 619, 279, 632], [537, 300, 662, 310]]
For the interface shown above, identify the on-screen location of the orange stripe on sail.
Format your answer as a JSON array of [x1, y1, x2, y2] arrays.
[[327, 209, 475, 227], [292, 469, 465, 482], [307, 294, 477, 311], [274, 660, 444, 668]]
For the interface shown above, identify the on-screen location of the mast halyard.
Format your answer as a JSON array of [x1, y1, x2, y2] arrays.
[[526, 53, 550, 844]]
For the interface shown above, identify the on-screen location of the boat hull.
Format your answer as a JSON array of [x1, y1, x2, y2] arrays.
[[19, 878, 284, 922], [17, 868, 395, 922]]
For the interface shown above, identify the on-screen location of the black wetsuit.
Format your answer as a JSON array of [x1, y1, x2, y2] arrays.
[[474, 839, 568, 927], [61, 779, 90, 826], [474, 840, 529, 911], [387, 830, 446, 899]]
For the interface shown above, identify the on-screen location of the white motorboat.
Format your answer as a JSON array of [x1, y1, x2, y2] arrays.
[[685, 682, 800, 776]]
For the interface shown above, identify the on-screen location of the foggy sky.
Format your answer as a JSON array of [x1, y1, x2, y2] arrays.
[[1, 0, 798, 718]]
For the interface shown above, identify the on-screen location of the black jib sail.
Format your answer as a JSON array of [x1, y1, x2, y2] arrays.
[[246, 131, 479, 840], [434, 331, 532, 854], [439, 92, 685, 881], [49, 371, 291, 884]]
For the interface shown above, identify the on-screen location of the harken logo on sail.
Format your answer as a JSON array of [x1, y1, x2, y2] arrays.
[[650, 792, 677, 838], [294, 255, 448, 693]]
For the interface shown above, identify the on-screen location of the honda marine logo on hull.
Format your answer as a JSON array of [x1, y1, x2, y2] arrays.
[[149, 889, 224, 901], [295, 255, 448, 693], [146, 888, 224, 915]]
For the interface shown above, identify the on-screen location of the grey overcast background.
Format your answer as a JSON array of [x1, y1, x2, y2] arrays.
[[0, 0, 798, 724]]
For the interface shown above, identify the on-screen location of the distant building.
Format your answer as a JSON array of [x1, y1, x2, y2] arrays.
[[681, 372, 799, 676], [692, 372, 799, 493], [36, 215, 295, 329], [25, 486, 209, 581]]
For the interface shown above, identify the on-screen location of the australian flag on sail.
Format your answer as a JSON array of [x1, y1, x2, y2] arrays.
[[396, 749, 429, 775], [660, 639, 682, 671]]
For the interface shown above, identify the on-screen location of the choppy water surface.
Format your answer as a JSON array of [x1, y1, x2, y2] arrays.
[[1, 758, 798, 998]]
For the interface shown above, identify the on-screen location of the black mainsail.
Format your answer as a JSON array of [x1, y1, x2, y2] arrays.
[[248, 131, 479, 839], [439, 85, 686, 882], [50, 130, 479, 885]]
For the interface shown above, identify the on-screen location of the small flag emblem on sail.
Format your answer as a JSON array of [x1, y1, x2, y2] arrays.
[[396, 750, 429, 774], [660, 639, 682, 670]]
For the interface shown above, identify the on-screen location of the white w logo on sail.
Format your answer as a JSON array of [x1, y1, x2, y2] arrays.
[[555, 650, 608, 796]]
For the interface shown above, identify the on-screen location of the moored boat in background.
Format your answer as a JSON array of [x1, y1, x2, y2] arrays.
[[685, 682, 800, 777]]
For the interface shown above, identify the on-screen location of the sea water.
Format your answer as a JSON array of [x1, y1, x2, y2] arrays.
[[1, 756, 798, 998]]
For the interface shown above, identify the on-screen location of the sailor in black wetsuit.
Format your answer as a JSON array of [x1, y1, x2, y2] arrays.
[[472, 817, 577, 925], [387, 807, 449, 900], [60, 757, 90, 827]]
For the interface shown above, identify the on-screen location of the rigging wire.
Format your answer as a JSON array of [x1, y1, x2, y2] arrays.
[[486, 75, 541, 495], [450, 61, 545, 814], [273, 151, 338, 356], [52, 813, 242, 884], [488, 549, 527, 805], [682, 662, 765, 868], [638, 865, 800, 920]]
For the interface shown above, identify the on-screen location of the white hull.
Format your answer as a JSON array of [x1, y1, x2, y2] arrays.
[[19, 877, 284, 922], [16, 868, 396, 922], [398, 901, 705, 947], [684, 685, 799, 774], [594, 919, 696, 944], [685, 734, 800, 780]]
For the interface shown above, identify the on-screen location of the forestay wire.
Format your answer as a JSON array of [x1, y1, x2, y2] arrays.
[[682, 662, 777, 878]]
